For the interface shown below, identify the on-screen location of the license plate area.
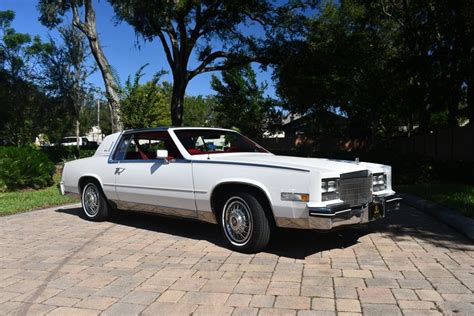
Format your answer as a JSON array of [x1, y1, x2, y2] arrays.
[[369, 202, 384, 220]]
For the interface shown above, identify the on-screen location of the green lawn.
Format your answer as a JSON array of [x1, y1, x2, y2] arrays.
[[398, 183, 474, 218], [0, 174, 79, 216]]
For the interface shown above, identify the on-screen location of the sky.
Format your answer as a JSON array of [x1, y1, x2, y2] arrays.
[[1, 0, 277, 97]]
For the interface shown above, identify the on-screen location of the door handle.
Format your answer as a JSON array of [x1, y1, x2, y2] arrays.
[[115, 167, 125, 175]]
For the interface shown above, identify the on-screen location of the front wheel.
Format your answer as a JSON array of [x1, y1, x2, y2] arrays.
[[220, 192, 271, 253], [81, 182, 109, 221]]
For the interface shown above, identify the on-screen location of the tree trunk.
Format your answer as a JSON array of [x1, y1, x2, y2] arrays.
[[73, 0, 123, 132], [447, 90, 461, 127], [407, 117, 412, 137], [468, 76, 474, 125], [171, 71, 188, 126], [75, 119, 80, 154], [86, 36, 122, 132], [418, 92, 432, 133]]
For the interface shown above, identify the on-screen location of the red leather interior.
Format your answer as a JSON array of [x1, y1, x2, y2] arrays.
[[225, 146, 239, 152], [187, 148, 204, 155], [138, 150, 149, 160], [123, 132, 185, 161]]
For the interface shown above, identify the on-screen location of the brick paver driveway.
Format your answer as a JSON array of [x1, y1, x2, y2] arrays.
[[1, 204, 473, 316]]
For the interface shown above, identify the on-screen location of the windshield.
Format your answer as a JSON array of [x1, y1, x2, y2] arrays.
[[174, 129, 269, 155]]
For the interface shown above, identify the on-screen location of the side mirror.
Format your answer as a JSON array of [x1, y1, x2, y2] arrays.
[[156, 149, 169, 163]]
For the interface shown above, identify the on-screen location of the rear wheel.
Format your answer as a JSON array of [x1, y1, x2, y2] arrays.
[[220, 192, 271, 253], [81, 181, 109, 221]]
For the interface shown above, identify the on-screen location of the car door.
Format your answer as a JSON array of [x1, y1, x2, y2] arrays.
[[113, 131, 197, 218]]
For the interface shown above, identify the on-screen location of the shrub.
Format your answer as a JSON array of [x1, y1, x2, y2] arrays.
[[0, 146, 55, 191], [41, 145, 97, 163], [78, 149, 96, 159]]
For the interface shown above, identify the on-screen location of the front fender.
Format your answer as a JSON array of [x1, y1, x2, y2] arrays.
[[210, 178, 274, 206]]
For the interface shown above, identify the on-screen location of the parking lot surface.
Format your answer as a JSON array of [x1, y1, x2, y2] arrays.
[[1, 204, 473, 315]]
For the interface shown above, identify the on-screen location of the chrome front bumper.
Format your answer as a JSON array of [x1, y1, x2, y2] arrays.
[[308, 194, 402, 230]]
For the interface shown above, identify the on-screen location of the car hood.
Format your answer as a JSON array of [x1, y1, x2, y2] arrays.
[[196, 153, 387, 176]]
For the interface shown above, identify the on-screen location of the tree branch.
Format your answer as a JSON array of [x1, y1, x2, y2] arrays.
[[71, 2, 90, 36], [191, 61, 248, 77], [83, 0, 97, 39], [189, 4, 202, 48], [177, 14, 188, 57], [188, 52, 261, 79], [243, 12, 269, 26], [188, 50, 232, 78], [191, 2, 222, 42], [157, 32, 174, 69], [178, 0, 195, 48], [380, 0, 405, 27], [163, 15, 179, 59], [193, 64, 229, 74]]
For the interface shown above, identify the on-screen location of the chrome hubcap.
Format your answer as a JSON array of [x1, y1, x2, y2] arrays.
[[223, 197, 253, 245], [83, 184, 100, 217]]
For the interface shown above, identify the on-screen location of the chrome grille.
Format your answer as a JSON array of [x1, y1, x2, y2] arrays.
[[339, 174, 372, 207]]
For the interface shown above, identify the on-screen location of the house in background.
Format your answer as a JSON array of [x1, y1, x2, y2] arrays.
[[86, 125, 104, 144], [35, 125, 105, 147], [263, 110, 348, 139], [260, 110, 350, 152], [279, 110, 348, 138]]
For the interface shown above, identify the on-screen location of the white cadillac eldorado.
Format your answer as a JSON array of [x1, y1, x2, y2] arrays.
[[60, 127, 401, 253]]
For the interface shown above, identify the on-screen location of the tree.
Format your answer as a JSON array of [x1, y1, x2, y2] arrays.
[[459, 1, 474, 125], [120, 65, 171, 129], [108, 0, 293, 126], [271, 0, 474, 141], [39, 24, 95, 150], [211, 64, 274, 139], [183, 95, 216, 127], [378, 0, 474, 127], [38, 0, 123, 132], [62, 25, 94, 151], [0, 10, 52, 145], [79, 98, 113, 137], [274, 2, 402, 140]]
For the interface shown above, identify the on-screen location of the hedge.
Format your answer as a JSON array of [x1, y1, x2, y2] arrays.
[[273, 146, 474, 186], [41, 146, 97, 163]]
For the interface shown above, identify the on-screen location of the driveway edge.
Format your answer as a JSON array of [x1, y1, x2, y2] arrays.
[[0, 203, 81, 220], [400, 193, 474, 241]]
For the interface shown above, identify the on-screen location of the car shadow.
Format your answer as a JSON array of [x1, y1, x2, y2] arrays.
[[56, 204, 473, 259]]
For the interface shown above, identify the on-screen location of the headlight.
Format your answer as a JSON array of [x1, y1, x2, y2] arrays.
[[372, 173, 387, 192], [321, 178, 339, 201]]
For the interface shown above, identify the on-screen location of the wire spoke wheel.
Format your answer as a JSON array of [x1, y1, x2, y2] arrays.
[[223, 197, 253, 246], [83, 184, 100, 217]]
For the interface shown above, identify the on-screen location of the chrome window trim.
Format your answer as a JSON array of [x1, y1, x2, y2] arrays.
[[110, 144, 310, 173], [107, 128, 301, 172], [115, 158, 190, 164], [108, 131, 127, 163], [108, 130, 186, 164]]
